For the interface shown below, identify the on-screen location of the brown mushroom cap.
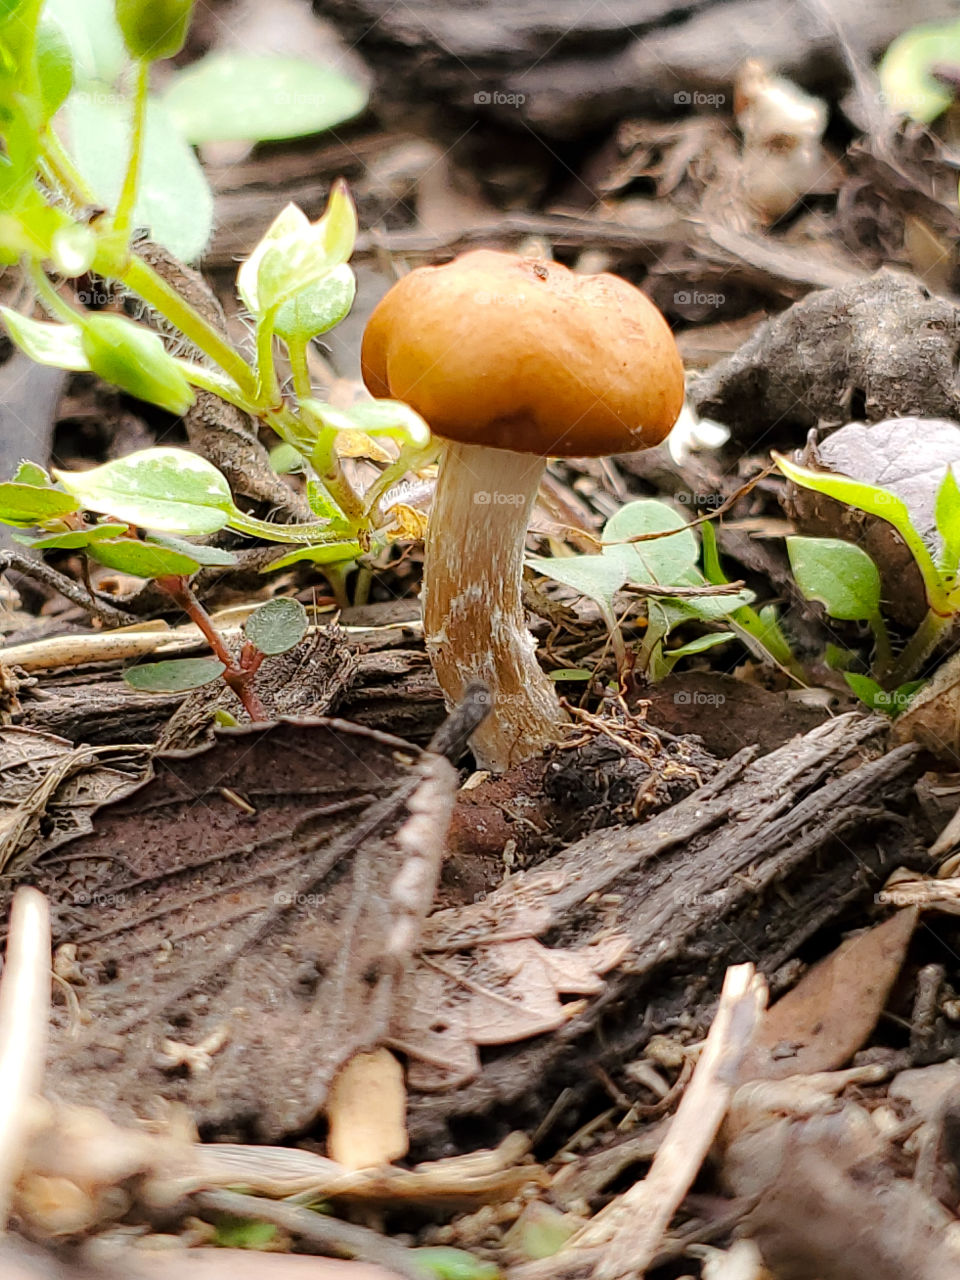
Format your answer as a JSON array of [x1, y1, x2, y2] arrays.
[[361, 249, 684, 457]]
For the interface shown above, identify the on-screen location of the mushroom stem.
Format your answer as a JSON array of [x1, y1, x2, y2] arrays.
[[423, 440, 566, 771]]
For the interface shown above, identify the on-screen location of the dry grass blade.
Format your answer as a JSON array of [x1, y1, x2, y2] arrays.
[[0, 888, 50, 1231]]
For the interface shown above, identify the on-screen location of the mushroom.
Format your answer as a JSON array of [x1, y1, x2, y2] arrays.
[[361, 249, 684, 771]]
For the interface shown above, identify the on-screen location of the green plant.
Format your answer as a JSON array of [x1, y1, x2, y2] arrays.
[[0, 0, 432, 617], [527, 499, 754, 682], [0, 451, 315, 716], [774, 452, 960, 713]]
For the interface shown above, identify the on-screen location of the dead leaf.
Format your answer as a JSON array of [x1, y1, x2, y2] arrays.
[[19, 719, 457, 1139], [0, 727, 147, 875], [739, 909, 917, 1081], [393, 934, 631, 1091], [327, 1049, 408, 1170]]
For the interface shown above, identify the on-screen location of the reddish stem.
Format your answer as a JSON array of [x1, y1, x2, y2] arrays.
[[155, 575, 268, 722]]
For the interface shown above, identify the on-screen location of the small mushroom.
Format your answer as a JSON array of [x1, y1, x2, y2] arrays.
[[361, 249, 684, 770]]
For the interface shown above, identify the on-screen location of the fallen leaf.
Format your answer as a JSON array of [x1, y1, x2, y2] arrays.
[[18, 719, 457, 1139], [393, 934, 631, 1090], [739, 909, 917, 1080]]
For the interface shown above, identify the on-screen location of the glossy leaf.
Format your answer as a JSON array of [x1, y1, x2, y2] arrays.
[[0, 481, 78, 526], [54, 447, 234, 535], [774, 451, 947, 612], [844, 672, 924, 719], [88, 536, 200, 577], [163, 51, 367, 143], [787, 536, 881, 622], [0, 307, 90, 371], [124, 656, 224, 692], [244, 596, 308, 656], [265, 540, 362, 570]]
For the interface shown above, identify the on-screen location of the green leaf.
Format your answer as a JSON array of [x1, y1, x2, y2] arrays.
[[54, 446, 234, 535], [269, 442, 305, 475], [265, 540, 362, 570], [878, 19, 960, 123], [274, 264, 356, 343], [661, 631, 732, 674], [65, 87, 214, 262], [774, 451, 947, 612], [243, 596, 308, 656], [80, 313, 195, 414], [88, 536, 200, 577], [237, 202, 308, 315], [162, 52, 368, 143], [548, 667, 594, 681], [526, 552, 628, 611], [255, 181, 357, 315], [115, 0, 192, 61], [0, 307, 90, 371], [36, 13, 73, 120], [211, 1216, 277, 1250], [44, 0, 126, 84], [603, 500, 699, 586], [842, 673, 922, 718], [145, 531, 237, 566], [303, 396, 431, 449], [409, 1247, 500, 1280], [786, 536, 881, 622], [305, 480, 346, 522], [14, 521, 127, 548], [0, 481, 78, 526], [935, 467, 960, 578], [123, 656, 225, 692], [12, 460, 51, 486]]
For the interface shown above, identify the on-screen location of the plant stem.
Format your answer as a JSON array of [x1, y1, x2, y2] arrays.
[[156, 575, 267, 721], [115, 254, 257, 396], [27, 260, 83, 324], [255, 312, 281, 408], [285, 335, 313, 403], [113, 60, 150, 242], [887, 608, 956, 687], [868, 611, 893, 673], [40, 127, 98, 207]]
